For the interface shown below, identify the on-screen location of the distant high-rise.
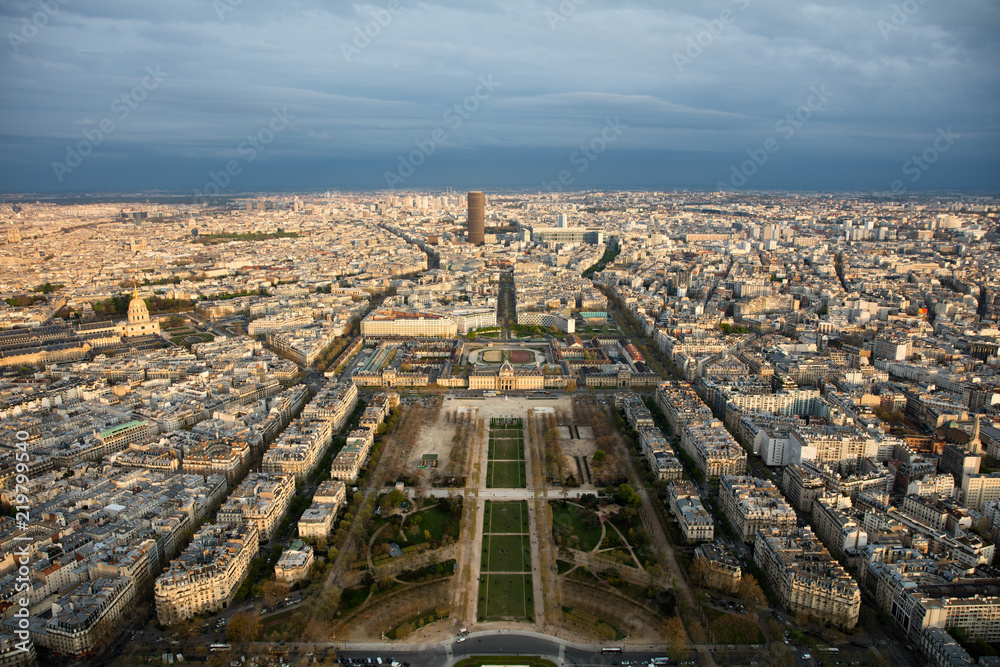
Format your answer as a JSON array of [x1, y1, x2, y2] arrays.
[[467, 191, 485, 245]]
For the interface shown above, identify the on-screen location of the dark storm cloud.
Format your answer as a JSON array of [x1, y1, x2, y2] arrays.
[[0, 0, 997, 192]]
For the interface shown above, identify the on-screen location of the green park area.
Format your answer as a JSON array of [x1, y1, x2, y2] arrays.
[[478, 500, 535, 623], [484, 500, 530, 534], [486, 460, 526, 488], [550, 500, 603, 552], [486, 420, 526, 488]]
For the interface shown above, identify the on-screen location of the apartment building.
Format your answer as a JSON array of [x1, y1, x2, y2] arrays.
[[667, 480, 714, 542], [360, 310, 458, 337], [961, 472, 1000, 511], [907, 474, 955, 498], [719, 475, 796, 542], [448, 307, 497, 334], [754, 526, 861, 629], [301, 381, 358, 433], [655, 381, 713, 433], [313, 480, 347, 506], [329, 393, 400, 482], [783, 463, 828, 513], [693, 541, 742, 594], [154, 522, 259, 625], [261, 419, 333, 481], [27, 577, 135, 657], [217, 473, 295, 542], [297, 504, 338, 540], [274, 541, 314, 584], [94, 420, 154, 457], [515, 311, 575, 333], [679, 421, 747, 478], [329, 428, 374, 482], [788, 425, 878, 469], [636, 426, 684, 482], [811, 495, 868, 559], [901, 495, 973, 534]]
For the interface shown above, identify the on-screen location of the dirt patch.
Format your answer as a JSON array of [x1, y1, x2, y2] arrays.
[[560, 424, 600, 461], [561, 579, 666, 642], [407, 407, 476, 473], [482, 350, 503, 363], [336, 579, 454, 641]]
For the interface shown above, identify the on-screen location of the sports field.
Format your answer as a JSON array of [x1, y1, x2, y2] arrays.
[[479, 500, 534, 622], [509, 350, 532, 364]]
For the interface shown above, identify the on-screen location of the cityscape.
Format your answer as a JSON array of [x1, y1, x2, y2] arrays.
[[2, 2, 999, 667], [0, 190, 998, 667]]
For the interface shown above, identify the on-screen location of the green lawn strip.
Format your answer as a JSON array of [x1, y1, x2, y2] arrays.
[[481, 534, 529, 572], [478, 574, 533, 621], [483, 501, 493, 533], [454, 657, 556, 667], [486, 460, 526, 488], [489, 439, 522, 460], [485, 500, 527, 533]]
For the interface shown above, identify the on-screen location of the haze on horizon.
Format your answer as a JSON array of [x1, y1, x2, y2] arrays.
[[1, 0, 998, 195]]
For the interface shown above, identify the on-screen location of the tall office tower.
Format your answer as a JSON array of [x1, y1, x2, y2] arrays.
[[467, 191, 485, 245]]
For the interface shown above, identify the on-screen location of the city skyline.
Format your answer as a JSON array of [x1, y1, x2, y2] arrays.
[[1, 1, 998, 193], [0, 188, 998, 666], [2, 1, 1000, 664]]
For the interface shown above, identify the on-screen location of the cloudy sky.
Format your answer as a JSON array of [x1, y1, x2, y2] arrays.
[[1, 0, 997, 194]]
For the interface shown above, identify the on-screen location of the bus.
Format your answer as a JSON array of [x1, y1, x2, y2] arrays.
[[209, 644, 231, 652], [601, 647, 622, 655], [820, 647, 840, 654]]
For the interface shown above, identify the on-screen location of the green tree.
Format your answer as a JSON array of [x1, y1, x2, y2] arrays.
[[616, 483, 641, 507]]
